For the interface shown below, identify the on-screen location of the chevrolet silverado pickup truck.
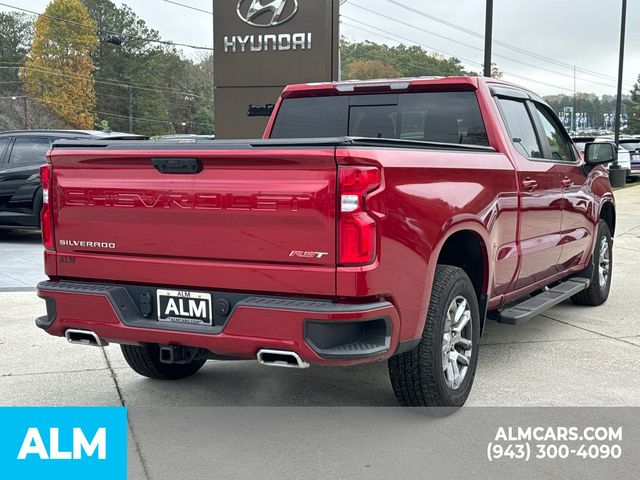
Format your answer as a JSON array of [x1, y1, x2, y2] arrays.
[[36, 77, 617, 407]]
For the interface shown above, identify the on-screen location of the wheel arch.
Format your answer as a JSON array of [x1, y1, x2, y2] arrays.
[[599, 200, 615, 237], [426, 223, 491, 333]]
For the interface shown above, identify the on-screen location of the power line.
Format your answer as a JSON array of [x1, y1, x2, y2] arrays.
[[346, 4, 626, 91], [159, 0, 212, 15], [340, 19, 575, 94], [0, 61, 205, 98], [0, 2, 213, 51], [381, 0, 635, 88], [0, 65, 207, 99], [0, 95, 212, 128], [341, 19, 483, 68], [340, 20, 473, 75]]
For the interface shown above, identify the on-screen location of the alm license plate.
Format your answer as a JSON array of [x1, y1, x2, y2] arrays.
[[157, 289, 213, 326]]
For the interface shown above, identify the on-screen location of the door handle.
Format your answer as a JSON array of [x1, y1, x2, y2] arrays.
[[522, 178, 538, 191], [152, 157, 202, 174], [561, 177, 574, 188]]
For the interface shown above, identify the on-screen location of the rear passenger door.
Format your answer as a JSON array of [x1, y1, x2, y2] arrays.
[[495, 94, 565, 291], [529, 102, 595, 271], [0, 136, 51, 213]]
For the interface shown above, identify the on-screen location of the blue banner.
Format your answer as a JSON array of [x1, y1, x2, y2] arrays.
[[0, 407, 127, 479]]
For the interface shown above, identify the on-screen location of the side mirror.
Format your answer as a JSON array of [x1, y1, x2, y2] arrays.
[[584, 142, 617, 165]]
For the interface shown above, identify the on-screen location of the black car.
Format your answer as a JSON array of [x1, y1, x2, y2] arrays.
[[0, 129, 144, 229]]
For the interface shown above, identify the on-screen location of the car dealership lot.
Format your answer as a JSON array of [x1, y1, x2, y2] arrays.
[[1, 186, 640, 477]]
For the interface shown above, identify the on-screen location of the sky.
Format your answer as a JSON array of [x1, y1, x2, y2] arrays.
[[1, 0, 639, 97]]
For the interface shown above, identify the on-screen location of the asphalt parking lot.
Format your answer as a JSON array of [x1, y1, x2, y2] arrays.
[[1, 186, 640, 477]]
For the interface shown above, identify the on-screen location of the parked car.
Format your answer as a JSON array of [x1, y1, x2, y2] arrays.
[[572, 135, 631, 177], [36, 77, 615, 407], [0, 130, 145, 229], [618, 137, 640, 176]]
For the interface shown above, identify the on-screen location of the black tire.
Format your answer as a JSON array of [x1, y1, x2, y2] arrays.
[[120, 343, 206, 380], [571, 220, 613, 306], [388, 265, 480, 407]]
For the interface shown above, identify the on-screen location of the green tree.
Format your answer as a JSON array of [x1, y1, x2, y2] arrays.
[[81, 0, 214, 136], [627, 74, 640, 134], [0, 12, 32, 95], [25, 0, 98, 128], [82, 0, 169, 134], [340, 39, 471, 79], [346, 59, 399, 80]]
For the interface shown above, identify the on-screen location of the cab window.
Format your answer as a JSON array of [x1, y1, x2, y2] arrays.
[[533, 104, 573, 161], [496, 98, 542, 159]]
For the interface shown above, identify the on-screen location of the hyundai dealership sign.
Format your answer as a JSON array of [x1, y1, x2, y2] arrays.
[[214, 0, 339, 138], [237, 0, 299, 27]]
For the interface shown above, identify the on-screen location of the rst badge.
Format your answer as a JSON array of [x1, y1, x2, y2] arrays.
[[289, 250, 329, 259], [157, 290, 213, 326]]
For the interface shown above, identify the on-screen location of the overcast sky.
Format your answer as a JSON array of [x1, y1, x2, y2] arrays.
[[2, 0, 638, 96]]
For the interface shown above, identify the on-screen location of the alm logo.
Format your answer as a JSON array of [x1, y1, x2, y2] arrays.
[[17, 427, 106, 460], [1, 407, 126, 479]]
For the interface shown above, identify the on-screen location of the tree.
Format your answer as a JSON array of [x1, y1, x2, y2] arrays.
[[627, 74, 640, 134], [0, 12, 32, 96], [490, 63, 503, 79], [25, 0, 98, 128], [340, 39, 472, 80], [346, 59, 399, 80], [81, 0, 214, 136]]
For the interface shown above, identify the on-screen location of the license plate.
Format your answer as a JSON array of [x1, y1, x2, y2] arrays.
[[157, 289, 213, 326]]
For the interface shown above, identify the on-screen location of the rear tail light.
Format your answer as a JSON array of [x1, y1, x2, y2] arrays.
[[40, 164, 54, 250], [338, 166, 380, 265]]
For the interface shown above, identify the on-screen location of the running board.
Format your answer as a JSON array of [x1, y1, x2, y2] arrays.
[[497, 278, 590, 325]]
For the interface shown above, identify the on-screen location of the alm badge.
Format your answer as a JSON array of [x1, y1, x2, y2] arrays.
[[0, 407, 127, 479]]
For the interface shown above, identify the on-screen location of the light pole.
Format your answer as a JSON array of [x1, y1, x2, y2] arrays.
[[614, 0, 627, 147], [483, 0, 493, 77], [16, 69, 28, 129], [11, 96, 28, 129]]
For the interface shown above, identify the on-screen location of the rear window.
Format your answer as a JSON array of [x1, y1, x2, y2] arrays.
[[270, 91, 489, 146], [620, 141, 640, 152], [0, 137, 10, 161], [9, 137, 51, 165]]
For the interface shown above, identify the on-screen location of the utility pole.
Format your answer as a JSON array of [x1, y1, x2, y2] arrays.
[[483, 0, 493, 77], [106, 34, 134, 133], [573, 65, 577, 132], [23, 96, 28, 129], [128, 82, 133, 134], [614, 0, 627, 147]]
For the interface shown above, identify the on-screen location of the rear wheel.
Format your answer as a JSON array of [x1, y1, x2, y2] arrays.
[[571, 220, 612, 306], [120, 343, 206, 380], [388, 265, 480, 407]]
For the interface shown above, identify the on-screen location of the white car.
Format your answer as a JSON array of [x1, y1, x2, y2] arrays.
[[572, 136, 631, 174], [595, 136, 632, 174]]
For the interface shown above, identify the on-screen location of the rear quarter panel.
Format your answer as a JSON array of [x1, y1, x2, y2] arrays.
[[336, 148, 518, 341]]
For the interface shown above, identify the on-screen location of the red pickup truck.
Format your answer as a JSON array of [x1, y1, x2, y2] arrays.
[[36, 77, 617, 407]]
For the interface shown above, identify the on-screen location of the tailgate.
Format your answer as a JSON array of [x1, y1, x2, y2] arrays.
[[49, 144, 337, 293]]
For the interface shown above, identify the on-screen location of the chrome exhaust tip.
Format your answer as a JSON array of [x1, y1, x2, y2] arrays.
[[65, 329, 104, 347], [257, 349, 309, 369]]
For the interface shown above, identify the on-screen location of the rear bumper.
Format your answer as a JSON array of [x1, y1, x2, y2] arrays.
[[36, 280, 406, 366]]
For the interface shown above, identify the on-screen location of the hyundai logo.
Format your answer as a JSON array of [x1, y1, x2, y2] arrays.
[[237, 0, 299, 27]]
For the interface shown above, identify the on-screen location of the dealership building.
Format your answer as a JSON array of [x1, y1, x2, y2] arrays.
[[214, 0, 339, 138]]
